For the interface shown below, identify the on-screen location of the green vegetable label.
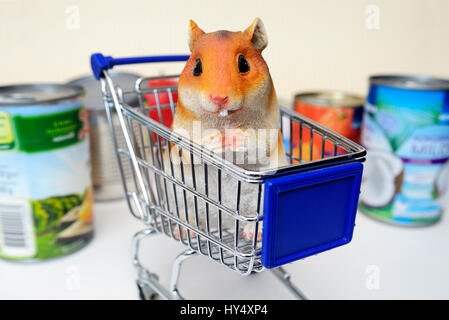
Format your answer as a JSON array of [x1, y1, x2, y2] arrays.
[[13, 108, 84, 153]]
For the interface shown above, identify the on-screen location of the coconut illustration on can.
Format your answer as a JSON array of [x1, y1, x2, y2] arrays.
[[434, 159, 449, 198], [360, 150, 404, 208]]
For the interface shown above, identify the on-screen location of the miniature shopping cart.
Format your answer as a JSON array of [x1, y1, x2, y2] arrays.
[[90, 53, 366, 300]]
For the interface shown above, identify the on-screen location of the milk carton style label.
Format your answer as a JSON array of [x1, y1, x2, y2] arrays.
[[0, 99, 93, 260], [360, 84, 449, 225]]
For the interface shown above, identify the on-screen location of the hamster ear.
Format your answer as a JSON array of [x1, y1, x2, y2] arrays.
[[188, 20, 205, 51], [244, 18, 268, 52]]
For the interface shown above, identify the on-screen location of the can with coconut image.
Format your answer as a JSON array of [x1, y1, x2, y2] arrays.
[[359, 75, 449, 226]]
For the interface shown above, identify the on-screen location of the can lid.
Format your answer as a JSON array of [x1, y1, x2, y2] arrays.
[[295, 91, 364, 108], [370, 75, 449, 91], [66, 72, 141, 111], [0, 84, 84, 106]]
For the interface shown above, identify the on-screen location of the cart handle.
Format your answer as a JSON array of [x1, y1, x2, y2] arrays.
[[90, 53, 190, 80]]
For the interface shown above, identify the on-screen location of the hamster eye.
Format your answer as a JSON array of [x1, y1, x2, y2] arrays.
[[193, 58, 202, 76], [238, 55, 250, 74]]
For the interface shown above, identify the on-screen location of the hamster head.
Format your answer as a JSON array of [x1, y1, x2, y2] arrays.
[[178, 18, 272, 119]]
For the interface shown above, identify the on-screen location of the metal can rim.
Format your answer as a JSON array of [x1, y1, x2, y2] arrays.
[[294, 90, 365, 108], [0, 83, 84, 106], [66, 71, 141, 85], [369, 74, 449, 91], [66, 71, 141, 111]]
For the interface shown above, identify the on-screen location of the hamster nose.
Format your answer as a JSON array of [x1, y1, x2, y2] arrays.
[[210, 95, 229, 109]]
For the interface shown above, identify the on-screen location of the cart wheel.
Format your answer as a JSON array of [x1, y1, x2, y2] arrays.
[[137, 283, 159, 300]]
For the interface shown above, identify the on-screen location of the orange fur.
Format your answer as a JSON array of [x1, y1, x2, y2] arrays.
[[180, 31, 268, 101]]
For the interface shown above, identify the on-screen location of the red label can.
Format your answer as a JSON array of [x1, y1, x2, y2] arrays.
[[144, 78, 178, 129], [292, 91, 364, 160]]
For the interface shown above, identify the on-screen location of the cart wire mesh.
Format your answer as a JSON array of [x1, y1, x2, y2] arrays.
[[100, 71, 365, 275]]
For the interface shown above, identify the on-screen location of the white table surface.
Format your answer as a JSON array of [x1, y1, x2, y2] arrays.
[[1, 197, 449, 300]]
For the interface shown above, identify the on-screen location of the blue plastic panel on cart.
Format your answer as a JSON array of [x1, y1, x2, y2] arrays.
[[261, 161, 363, 269]]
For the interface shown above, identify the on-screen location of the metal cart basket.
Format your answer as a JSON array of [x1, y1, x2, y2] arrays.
[[91, 53, 366, 300]]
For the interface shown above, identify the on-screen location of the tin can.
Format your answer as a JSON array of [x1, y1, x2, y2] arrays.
[[67, 72, 140, 201], [146, 78, 178, 127], [359, 75, 449, 226], [0, 84, 93, 260], [293, 91, 364, 161]]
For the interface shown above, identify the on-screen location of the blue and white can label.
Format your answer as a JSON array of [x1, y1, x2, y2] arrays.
[[360, 78, 449, 225]]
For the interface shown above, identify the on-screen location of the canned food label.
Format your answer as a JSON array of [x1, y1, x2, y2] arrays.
[[0, 198, 36, 258], [14, 107, 82, 152], [0, 99, 93, 260], [292, 96, 364, 162], [295, 102, 363, 143], [0, 111, 14, 150], [360, 85, 449, 225]]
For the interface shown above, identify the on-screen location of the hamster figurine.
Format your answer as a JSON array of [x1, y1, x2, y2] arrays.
[[152, 18, 287, 242]]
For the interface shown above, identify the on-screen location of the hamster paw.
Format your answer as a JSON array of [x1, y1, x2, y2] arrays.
[[224, 130, 249, 152], [242, 224, 262, 242], [202, 131, 226, 154]]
